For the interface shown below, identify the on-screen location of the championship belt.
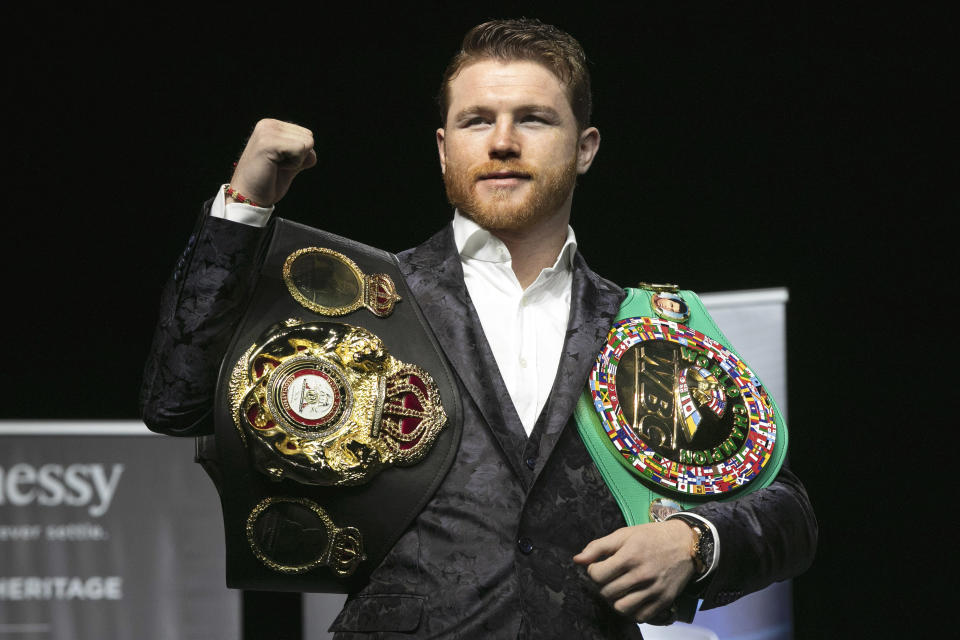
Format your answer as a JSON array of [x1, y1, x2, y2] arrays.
[[212, 219, 462, 593], [574, 284, 788, 617]]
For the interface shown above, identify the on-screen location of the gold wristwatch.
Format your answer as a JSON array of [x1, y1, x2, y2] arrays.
[[671, 514, 714, 578]]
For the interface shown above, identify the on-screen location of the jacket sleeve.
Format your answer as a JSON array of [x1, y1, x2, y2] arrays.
[[690, 464, 818, 609], [139, 200, 267, 436]]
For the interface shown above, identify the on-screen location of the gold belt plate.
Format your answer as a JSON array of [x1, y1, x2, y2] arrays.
[[228, 319, 447, 486]]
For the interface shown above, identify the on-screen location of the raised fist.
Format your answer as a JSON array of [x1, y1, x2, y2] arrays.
[[228, 119, 317, 207]]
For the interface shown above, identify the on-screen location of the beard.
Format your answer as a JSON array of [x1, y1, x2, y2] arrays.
[[443, 156, 578, 233]]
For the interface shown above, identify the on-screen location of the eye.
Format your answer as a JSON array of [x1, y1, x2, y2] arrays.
[[520, 114, 549, 125], [464, 116, 490, 127]]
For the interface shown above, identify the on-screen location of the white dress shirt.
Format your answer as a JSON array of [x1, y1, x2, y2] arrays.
[[452, 211, 575, 435], [210, 185, 274, 226]]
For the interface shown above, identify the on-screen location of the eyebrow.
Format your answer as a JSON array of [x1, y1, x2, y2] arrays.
[[451, 107, 490, 122], [452, 104, 563, 123], [517, 105, 562, 121]]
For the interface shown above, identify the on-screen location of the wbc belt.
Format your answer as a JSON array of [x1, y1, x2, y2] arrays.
[[575, 284, 788, 525], [212, 218, 462, 593]]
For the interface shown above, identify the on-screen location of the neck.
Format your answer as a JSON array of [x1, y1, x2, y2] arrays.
[[491, 208, 571, 289]]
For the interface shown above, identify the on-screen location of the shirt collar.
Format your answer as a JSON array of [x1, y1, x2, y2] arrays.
[[451, 210, 578, 273]]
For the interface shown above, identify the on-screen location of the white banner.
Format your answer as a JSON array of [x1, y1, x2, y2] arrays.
[[0, 426, 238, 640]]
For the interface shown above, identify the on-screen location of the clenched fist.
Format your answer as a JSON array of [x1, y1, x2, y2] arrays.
[[228, 119, 317, 207]]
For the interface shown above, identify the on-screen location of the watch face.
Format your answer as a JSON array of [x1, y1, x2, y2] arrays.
[[698, 530, 715, 569], [589, 317, 780, 497], [701, 535, 715, 558]]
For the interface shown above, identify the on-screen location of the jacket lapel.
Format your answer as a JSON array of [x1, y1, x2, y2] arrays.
[[529, 252, 625, 471], [398, 227, 625, 480], [398, 226, 529, 480]]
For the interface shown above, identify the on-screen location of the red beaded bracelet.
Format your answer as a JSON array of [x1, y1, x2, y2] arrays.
[[224, 185, 262, 208]]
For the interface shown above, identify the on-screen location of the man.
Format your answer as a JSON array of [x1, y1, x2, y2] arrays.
[[142, 19, 816, 638]]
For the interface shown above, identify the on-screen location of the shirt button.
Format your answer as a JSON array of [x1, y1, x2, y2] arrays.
[[518, 537, 533, 554], [519, 357, 528, 368], [525, 457, 536, 470]]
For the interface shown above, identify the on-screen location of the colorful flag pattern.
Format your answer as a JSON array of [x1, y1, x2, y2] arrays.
[[588, 317, 779, 497]]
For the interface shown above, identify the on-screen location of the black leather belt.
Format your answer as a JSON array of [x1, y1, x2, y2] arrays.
[[212, 218, 462, 593]]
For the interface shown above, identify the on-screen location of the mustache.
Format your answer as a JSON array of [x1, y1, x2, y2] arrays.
[[468, 161, 537, 181]]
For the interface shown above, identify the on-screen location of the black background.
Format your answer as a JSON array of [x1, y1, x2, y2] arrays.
[[5, 3, 949, 637]]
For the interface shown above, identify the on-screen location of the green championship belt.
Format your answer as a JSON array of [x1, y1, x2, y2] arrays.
[[575, 284, 788, 526]]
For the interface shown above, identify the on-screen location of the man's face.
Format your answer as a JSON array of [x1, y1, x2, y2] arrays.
[[656, 297, 682, 313], [437, 59, 599, 233], [664, 300, 681, 313]]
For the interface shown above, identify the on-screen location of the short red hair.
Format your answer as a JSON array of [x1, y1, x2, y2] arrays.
[[438, 18, 593, 130]]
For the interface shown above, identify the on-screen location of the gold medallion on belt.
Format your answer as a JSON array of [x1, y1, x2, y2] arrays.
[[229, 318, 447, 487]]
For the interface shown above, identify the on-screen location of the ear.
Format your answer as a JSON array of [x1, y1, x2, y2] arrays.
[[576, 126, 601, 175], [436, 128, 446, 174]]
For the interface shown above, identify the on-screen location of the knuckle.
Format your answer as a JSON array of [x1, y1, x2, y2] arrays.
[[255, 118, 279, 132], [627, 566, 649, 583]]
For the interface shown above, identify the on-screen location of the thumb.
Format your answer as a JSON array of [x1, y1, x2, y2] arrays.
[[573, 527, 628, 565], [273, 148, 318, 202], [277, 146, 317, 172], [274, 145, 317, 171]]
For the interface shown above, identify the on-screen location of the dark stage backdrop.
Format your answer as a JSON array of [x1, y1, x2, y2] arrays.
[[4, 4, 948, 638]]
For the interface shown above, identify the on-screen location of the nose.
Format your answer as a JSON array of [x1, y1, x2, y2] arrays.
[[489, 119, 520, 159]]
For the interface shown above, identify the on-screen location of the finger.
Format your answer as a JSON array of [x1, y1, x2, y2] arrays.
[[273, 148, 309, 168], [271, 134, 314, 166], [254, 118, 313, 140], [598, 566, 654, 601], [251, 120, 314, 161], [300, 148, 318, 170], [273, 119, 313, 138], [586, 551, 635, 587], [634, 597, 676, 625], [611, 588, 655, 620], [573, 527, 628, 564]]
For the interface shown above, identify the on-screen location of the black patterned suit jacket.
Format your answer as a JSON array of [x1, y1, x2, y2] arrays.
[[141, 207, 817, 639]]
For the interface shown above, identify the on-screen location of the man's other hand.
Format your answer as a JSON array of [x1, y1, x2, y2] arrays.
[[573, 520, 696, 622], [228, 119, 317, 207]]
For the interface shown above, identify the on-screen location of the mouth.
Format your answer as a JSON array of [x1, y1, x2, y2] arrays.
[[477, 171, 532, 188], [479, 171, 531, 180]]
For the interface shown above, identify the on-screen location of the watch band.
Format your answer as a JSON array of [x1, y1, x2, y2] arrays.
[[669, 513, 714, 579]]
